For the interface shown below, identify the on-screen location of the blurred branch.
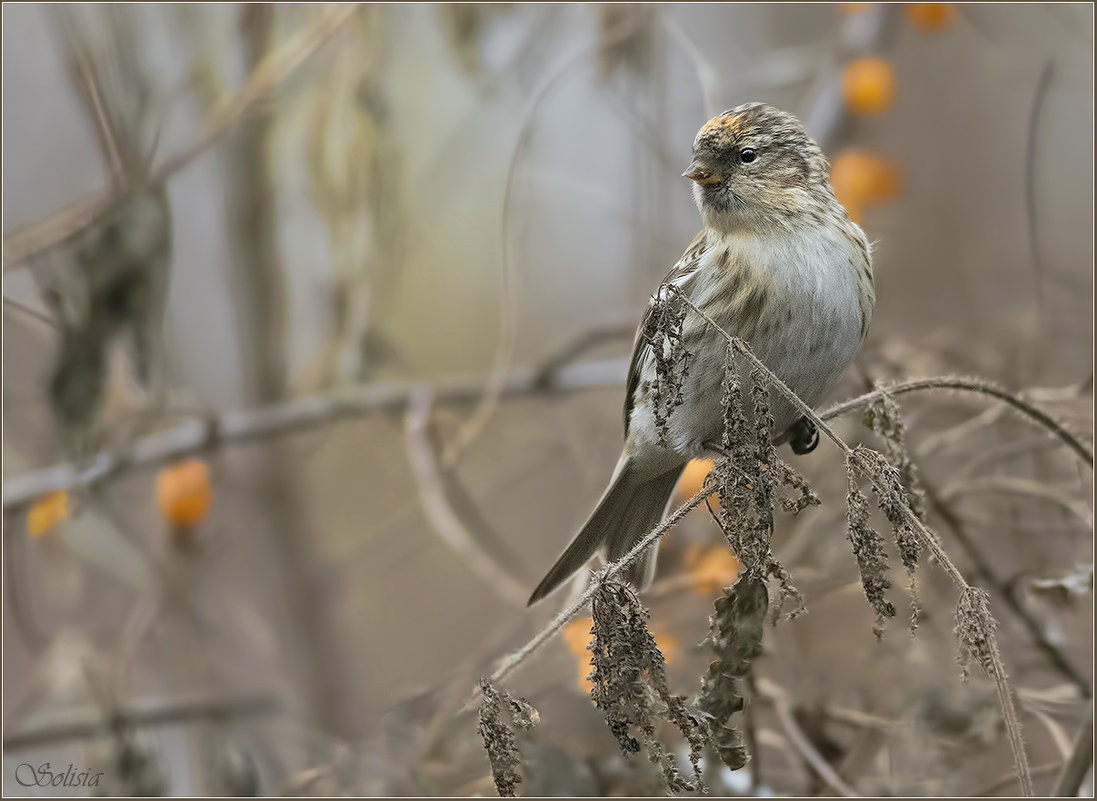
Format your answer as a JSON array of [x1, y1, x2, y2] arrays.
[[821, 377, 1093, 468], [3, 511, 51, 652], [1054, 702, 1094, 797], [3, 692, 277, 751], [939, 475, 1093, 528], [976, 763, 1063, 797], [529, 316, 635, 389], [2, 296, 56, 328], [2, 354, 628, 512], [920, 475, 1092, 700], [404, 386, 530, 607], [772, 695, 860, 797], [754, 677, 894, 732], [1025, 60, 1054, 331], [440, 11, 646, 468], [50, 6, 129, 188], [3, 3, 359, 270]]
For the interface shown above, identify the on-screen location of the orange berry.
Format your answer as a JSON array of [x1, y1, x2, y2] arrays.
[[842, 57, 895, 116], [562, 617, 594, 691], [830, 150, 902, 223], [674, 458, 717, 505], [903, 3, 956, 32], [27, 490, 68, 537], [684, 544, 741, 597], [156, 459, 212, 529], [561, 617, 592, 657], [649, 622, 680, 664]]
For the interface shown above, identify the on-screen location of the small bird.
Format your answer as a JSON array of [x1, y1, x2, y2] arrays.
[[529, 103, 875, 605]]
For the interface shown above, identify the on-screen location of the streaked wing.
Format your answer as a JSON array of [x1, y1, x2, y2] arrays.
[[623, 229, 710, 434]]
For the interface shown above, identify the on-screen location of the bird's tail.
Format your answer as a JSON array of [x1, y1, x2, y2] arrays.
[[527, 454, 685, 605]]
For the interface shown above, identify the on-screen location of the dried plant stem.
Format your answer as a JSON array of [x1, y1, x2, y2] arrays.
[[821, 378, 1092, 468], [667, 287, 1035, 796], [755, 677, 894, 731], [462, 482, 713, 713]]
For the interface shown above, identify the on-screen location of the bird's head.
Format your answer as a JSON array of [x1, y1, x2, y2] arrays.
[[684, 103, 831, 233]]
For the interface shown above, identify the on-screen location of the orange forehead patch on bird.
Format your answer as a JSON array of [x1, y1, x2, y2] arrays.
[[694, 113, 744, 151], [701, 113, 741, 137]]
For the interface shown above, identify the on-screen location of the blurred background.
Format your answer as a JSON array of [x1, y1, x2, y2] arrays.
[[2, 3, 1093, 796]]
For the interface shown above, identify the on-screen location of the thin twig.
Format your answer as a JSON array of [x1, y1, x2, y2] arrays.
[[939, 475, 1093, 528], [404, 385, 530, 607], [529, 316, 636, 389], [743, 671, 762, 792], [441, 13, 645, 467], [1025, 60, 1054, 330], [2, 356, 628, 512], [920, 476, 1092, 699], [917, 379, 1089, 459], [3, 4, 360, 270], [773, 697, 860, 797], [754, 677, 894, 732], [976, 763, 1062, 797], [3, 692, 277, 751], [821, 378, 1093, 469], [1054, 702, 1094, 797]]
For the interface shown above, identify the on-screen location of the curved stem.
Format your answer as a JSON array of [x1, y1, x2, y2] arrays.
[[821, 378, 1093, 468]]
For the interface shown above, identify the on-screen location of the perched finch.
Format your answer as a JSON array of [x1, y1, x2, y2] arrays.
[[529, 103, 875, 604]]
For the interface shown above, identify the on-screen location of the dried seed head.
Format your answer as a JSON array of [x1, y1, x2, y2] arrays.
[[845, 454, 896, 638], [699, 570, 768, 770], [774, 459, 821, 515], [856, 445, 925, 633], [589, 581, 706, 792], [954, 587, 1000, 681], [477, 678, 539, 797], [712, 345, 804, 615], [641, 287, 692, 448], [863, 388, 926, 521]]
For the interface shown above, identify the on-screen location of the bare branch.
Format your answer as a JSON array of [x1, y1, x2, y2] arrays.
[[821, 378, 1093, 468], [773, 696, 860, 797], [405, 386, 530, 607], [1054, 702, 1094, 797], [2, 356, 628, 513], [3, 4, 360, 270], [3, 692, 277, 751]]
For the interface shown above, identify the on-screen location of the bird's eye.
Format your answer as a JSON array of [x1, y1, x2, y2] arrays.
[[739, 148, 757, 164]]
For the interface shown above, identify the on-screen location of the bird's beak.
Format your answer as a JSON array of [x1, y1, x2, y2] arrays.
[[683, 160, 722, 185]]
